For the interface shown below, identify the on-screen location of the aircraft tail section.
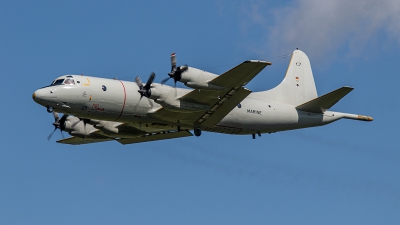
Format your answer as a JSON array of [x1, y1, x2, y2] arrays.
[[296, 86, 354, 113], [256, 50, 318, 105]]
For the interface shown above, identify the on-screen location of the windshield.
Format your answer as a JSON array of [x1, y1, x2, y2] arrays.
[[51, 79, 64, 86], [50, 77, 75, 86]]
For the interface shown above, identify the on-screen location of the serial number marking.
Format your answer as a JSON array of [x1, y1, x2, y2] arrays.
[[247, 109, 262, 115]]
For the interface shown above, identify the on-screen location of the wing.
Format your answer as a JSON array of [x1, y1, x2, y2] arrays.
[[57, 124, 192, 145], [209, 60, 271, 88], [152, 60, 270, 127], [57, 136, 113, 145], [117, 130, 193, 145]]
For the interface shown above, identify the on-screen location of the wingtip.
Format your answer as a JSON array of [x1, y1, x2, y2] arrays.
[[245, 60, 272, 65]]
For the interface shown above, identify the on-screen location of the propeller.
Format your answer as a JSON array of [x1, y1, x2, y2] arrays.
[[136, 72, 155, 99], [135, 72, 155, 107], [161, 53, 188, 86], [47, 111, 67, 141]]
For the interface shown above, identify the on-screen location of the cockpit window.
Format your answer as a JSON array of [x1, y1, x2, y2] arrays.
[[50, 78, 75, 86], [64, 78, 75, 85], [51, 79, 64, 86]]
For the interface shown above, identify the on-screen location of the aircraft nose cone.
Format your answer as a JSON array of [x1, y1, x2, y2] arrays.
[[32, 88, 57, 106], [32, 90, 41, 103]]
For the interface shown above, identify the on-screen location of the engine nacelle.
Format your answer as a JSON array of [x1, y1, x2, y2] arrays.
[[62, 117, 82, 133], [179, 67, 224, 90], [92, 120, 119, 134], [62, 117, 96, 137], [149, 84, 210, 112]]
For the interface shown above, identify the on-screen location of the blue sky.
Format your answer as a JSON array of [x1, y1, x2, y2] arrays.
[[1, 0, 399, 224]]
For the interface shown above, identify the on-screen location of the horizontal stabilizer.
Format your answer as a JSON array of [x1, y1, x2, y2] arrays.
[[296, 86, 354, 113]]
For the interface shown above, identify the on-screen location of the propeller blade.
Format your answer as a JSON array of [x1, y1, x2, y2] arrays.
[[133, 97, 142, 111], [48, 113, 68, 141], [170, 52, 177, 71], [161, 77, 171, 85], [53, 111, 60, 122], [59, 114, 68, 130], [135, 76, 143, 88], [47, 127, 57, 141], [144, 72, 155, 90]]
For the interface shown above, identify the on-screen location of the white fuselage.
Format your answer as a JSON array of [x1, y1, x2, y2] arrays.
[[33, 75, 344, 135]]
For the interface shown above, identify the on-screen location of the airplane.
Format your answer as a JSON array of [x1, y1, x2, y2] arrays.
[[32, 49, 373, 145]]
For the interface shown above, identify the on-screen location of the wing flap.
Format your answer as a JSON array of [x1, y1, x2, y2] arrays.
[[117, 130, 193, 145], [199, 87, 251, 127], [296, 86, 354, 113]]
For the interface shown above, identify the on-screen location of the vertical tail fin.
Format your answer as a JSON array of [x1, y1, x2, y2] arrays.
[[257, 49, 318, 105]]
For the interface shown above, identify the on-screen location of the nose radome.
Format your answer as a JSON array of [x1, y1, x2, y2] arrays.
[[32, 88, 59, 106]]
